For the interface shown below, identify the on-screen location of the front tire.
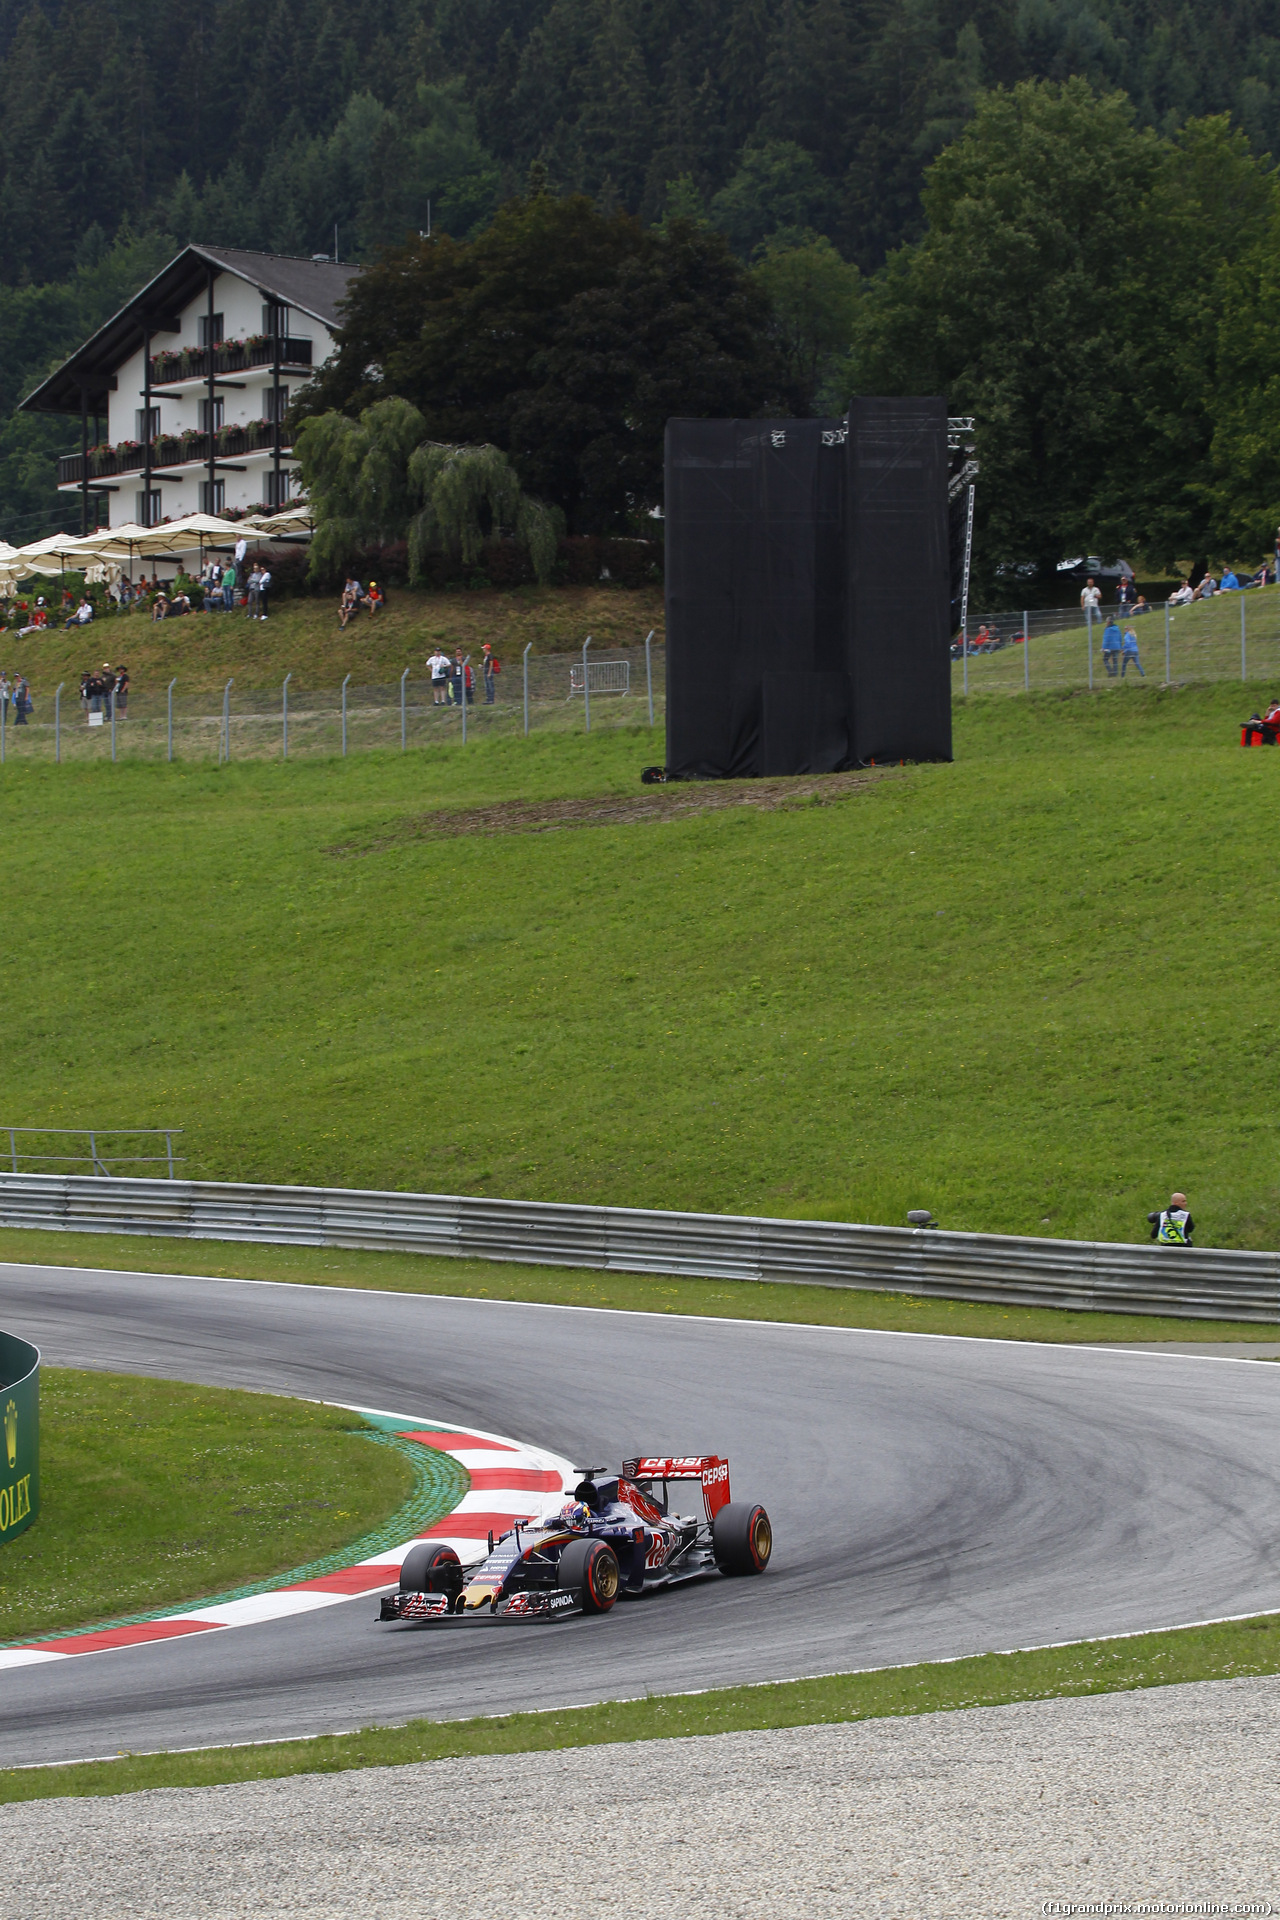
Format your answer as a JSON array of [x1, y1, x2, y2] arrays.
[[400, 1542, 462, 1594], [557, 1538, 620, 1612], [713, 1501, 772, 1575]]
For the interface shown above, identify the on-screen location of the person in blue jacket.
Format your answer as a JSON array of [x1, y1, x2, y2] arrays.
[[1120, 627, 1145, 677], [1101, 617, 1122, 677]]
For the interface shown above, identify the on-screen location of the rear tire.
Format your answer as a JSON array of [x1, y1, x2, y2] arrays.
[[400, 1542, 462, 1594], [712, 1501, 772, 1575], [557, 1538, 620, 1612]]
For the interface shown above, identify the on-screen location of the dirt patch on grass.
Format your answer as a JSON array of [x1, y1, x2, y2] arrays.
[[330, 769, 898, 855]]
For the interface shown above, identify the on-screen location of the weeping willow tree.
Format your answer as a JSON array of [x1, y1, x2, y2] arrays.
[[294, 398, 561, 584], [407, 442, 561, 584]]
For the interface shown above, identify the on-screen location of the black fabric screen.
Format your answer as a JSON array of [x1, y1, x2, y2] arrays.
[[664, 403, 950, 777], [665, 419, 847, 779], [846, 397, 951, 766]]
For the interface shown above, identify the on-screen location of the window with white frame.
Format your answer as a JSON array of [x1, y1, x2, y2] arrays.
[[199, 397, 224, 431], [198, 312, 224, 347], [136, 489, 162, 526], [262, 302, 289, 338], [263, 469, 295, 507], [262, 385, 289, 423], [135, 407, 160, 441], [200, 479, 225, 513]]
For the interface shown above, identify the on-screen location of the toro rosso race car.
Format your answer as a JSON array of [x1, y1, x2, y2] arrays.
[[379, 1455, 771, 1624]]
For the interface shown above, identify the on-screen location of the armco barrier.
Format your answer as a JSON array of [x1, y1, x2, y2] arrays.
[[0, 1172, 1277, 1324], [0, 1328, 39, 1545]]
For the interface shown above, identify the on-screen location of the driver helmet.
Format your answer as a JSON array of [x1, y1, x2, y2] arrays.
[[558, 1500, 591, 1531]]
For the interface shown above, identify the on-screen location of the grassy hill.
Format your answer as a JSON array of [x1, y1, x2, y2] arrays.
[[0, 583, 665, 697], [2, 674, 1276, 1249]]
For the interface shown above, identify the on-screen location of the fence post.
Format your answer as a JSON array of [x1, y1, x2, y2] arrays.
[[55, 683, 63, 764], [341, 672, 350, 756], [1242, 593, 1247, 682], [110, 675, 116, 762], [282, 671, 291, 759], [1023, 609, 1029, 691], [523, 642, 532, 737], [221, 678, 233, 763], [3, 684, 8, 764], [9, 1127, 15, 1173], [645, 629, 654, 726], [1087, 606, 1094, 690], [1165, 600, 1171, 684], [400, 666, 410, 750], [462, 655, 470, 744], [583, 635, 592, 733], [167, 677, 175, 762], [962, 622, 968, 696]]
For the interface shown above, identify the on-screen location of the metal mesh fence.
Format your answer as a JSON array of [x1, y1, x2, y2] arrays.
[[953, 588, 1280, 696], [0, 641, 665, 765]]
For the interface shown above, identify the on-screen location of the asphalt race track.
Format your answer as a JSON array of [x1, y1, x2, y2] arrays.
[[4, 1260, 1280, 1768]]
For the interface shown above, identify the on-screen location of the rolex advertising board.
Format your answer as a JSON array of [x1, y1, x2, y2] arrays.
[[0, 1330, 38, 1543]]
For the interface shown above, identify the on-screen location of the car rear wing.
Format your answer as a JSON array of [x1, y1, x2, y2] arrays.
[[622, 1456, 731, 1525]]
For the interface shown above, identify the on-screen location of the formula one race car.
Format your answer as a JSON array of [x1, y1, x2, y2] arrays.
[[379, 1455, 772, 1625]]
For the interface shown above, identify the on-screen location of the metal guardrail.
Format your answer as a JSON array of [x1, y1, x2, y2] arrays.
[[0, 1173, 1276, 1323]]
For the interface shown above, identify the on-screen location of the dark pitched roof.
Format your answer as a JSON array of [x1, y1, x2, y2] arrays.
[[21, 244, 359, 417]]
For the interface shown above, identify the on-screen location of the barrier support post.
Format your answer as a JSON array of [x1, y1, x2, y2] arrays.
[[341, 673, 350, 756], [1087, 606, 1094, 690], [55, 683, 63, 764], [1242, 592, 1247, 681], [523, 642, 532, 737], [462, 655, 470, 744], [221, 678, 233, 763], [110, 677, 116, 762], [400, 666, 410, 750], [644, 629, 654, 726], [1023, 610, 1029, 691], [583, 635, 592, 733], [1165, 601, 1171, 684], [167, 677, 175, 762], [282, 671, 291, 759]]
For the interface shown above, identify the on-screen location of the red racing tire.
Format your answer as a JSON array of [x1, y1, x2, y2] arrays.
[[399, 1542, 462, 1594], [712, 1501, 772, 1575], [557, 1537, 620, 1612]]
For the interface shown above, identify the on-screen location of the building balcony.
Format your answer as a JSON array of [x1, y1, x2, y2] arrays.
[[58, 421, 294, 489], [148, 335, 313, 390]]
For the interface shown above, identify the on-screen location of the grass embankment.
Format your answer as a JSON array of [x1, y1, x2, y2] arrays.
[[0, 1370, 412, 1643], [6, 1609, 1280, 1804], [0, 582, 664, 695], [2, 676, 1279, 1248], [0, 1230, 1272, 1344], [956, 580, 1280, 695]]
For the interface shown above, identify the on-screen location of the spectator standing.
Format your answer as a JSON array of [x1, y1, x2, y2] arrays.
[[1117, 574, 1135, 611], [428, 648, 450, 705], [257, 565, 270, 620], [0, 672, 10, 722], [113, 665, 129, 716], [221, 562, 236, 612], [234, 533, 248, 576], [482, 641, 500, 703], [1148, 1192, 1193, 1246], [453, 647, 473, 705], [1101, 617, 1122, 677], [12, 675, 28, 724], [246, 566, 262, 619], [1120, 627, 1144, 677], [1081, 577, 1102, 621]]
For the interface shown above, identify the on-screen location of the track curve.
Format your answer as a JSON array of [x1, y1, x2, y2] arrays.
[[3, 1260, 1280, 1767]]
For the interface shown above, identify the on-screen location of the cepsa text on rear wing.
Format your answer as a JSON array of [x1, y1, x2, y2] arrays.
[[622, 1456, 732, 1526]]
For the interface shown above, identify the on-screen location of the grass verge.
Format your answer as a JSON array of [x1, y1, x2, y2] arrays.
[[0, 1227, 1274, 1343], [0, 1369, 413, 1643], [5, 680, 1280, 1246], [5, 1609, 1280, 1804]]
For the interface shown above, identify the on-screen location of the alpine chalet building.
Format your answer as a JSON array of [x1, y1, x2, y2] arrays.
[[21, 245, 356, 532]]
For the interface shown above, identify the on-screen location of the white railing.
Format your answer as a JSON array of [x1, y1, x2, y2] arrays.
[[0, 1173, 1275, 1323]]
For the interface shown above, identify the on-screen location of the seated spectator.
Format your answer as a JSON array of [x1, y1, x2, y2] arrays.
[[1250, 562, 1272, 588], [1131, 595, 1151, 614], [151, 592, 169, 621], [1221, 566, 1242, 590], [1196, 572, 1218, 599], [1242, 711, 1276, 746], [169, 590, 191, 615], [62, 596, 93, 628], [338, 576, 364, 630], [1169, 580, 1194, 605], [366, 579, 384, 615]]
